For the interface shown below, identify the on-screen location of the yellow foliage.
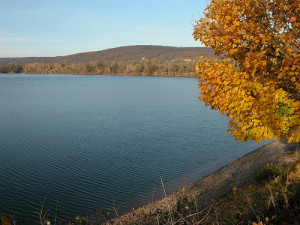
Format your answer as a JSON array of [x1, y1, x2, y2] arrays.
[[0, 214, 11, 225], [194, 0, 300, 142], [252, 222, 264, 225]]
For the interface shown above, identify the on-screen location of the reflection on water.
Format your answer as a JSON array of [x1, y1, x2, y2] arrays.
[[0, 74, 266, 224]]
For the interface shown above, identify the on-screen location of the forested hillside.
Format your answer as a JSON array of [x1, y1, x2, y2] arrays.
[[0, 45, 214, 76]]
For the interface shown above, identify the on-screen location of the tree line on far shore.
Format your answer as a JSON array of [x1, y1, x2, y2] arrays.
[[0, 58, 197, 77]]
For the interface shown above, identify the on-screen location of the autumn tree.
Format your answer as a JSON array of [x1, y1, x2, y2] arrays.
[[193, 0, 299, 142]]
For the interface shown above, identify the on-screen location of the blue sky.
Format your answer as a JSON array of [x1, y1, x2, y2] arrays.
[[0, 0, 209, 57]]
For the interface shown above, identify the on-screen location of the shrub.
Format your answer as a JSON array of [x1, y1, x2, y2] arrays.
[[253, 163, 287, 185]]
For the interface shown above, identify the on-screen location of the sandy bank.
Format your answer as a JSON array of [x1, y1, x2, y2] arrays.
[[94, 140, 299, 224]]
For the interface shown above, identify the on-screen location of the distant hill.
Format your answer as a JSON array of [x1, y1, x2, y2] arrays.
[[0, 45, 218, 77], [0, 45, 215, 65]]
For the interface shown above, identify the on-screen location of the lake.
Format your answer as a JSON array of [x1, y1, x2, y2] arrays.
[[0, 74, 267, 224]]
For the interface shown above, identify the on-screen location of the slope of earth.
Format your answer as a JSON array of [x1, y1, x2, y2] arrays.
[[89, 140, 299, 225], [0, 45, 214, 65]]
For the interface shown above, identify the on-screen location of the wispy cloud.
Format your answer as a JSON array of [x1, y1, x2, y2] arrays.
[[0, 35, 66, 45], [0, 45, 29, 49], [0, 29, 33, 43], [0, 36, 30, 42]]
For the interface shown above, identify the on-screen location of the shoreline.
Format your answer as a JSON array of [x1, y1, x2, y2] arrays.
[[0, 72, 198, 78], [98, 140, 299, 224], [119, 140, 268, 214]]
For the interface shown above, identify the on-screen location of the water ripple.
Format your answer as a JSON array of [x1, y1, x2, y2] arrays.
[[0, 75, 267, 224]]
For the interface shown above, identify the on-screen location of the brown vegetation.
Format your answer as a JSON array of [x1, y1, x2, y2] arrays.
[[0, 58, 196, 77], [0, 45, 215, 77]]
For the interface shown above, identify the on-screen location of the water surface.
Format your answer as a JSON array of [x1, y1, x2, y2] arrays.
[[0, 74, 266, 224]]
